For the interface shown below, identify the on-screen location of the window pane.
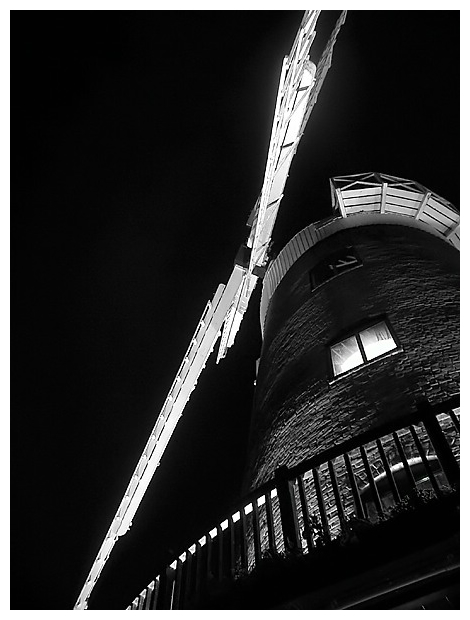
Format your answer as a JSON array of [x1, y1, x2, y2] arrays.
[[311, 247, 361, 289], [333, 249, 361, 273], [312, 261, 335, 287], [331, 336, 363, 375], [359, 321, 396, 361]]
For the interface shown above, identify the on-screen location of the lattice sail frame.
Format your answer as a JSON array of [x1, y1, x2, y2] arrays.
[[217, 10, 347, 362], [73, 11, 348, 610]]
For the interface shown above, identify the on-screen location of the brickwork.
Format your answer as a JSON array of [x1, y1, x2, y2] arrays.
[[243, 223, 459, 491]]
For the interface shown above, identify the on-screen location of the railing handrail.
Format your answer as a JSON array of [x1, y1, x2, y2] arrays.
[[284, 395, 460, 481], [217, 394, 460, 525], [126, 395, 460, 610]]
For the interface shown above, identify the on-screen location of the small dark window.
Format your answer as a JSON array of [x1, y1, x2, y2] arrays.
[[330, 319, 398, 377], [311, 246, 361, 288]]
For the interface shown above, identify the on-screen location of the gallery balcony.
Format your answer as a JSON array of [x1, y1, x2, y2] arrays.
[[126, 396, 460, 610]]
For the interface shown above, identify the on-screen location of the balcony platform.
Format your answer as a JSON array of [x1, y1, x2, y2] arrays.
[[197, 493, 459, 610]]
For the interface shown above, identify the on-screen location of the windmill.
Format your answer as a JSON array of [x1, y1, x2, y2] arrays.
[[74, 10, 347, 610]]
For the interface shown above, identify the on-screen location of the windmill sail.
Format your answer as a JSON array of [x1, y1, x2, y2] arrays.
[[74, 10, 346, 610], [216, 10, 347, 362]]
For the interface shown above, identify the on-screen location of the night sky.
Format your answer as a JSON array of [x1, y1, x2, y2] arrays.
[[12, 10, 459, 610]]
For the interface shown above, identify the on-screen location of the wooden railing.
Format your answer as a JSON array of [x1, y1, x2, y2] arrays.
[[126, 397, 460, 610]]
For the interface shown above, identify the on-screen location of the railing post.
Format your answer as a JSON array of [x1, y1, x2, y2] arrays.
[[252, 499, 262, 565], [418, 400, 460, 489], [155, 568, 168, 609], [274, 465, 301, 554], [181, 551, 193, 609], [172, 560, 183, 610], [216, 525, 224, 582], [265, 490, 277, 554]]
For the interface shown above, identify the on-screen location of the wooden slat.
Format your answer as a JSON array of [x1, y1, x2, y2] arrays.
[[427, 196, 459, 223], [263, 225, 318, 308], [279, 250, 291, 277], [312, 466, 331, 542], [265, 270, 274, 293], [272, 260, 281, 288], [423, 204, 457, 228], [360, 446, 383, 519], [265, 491, 277, 554], [156, 567, 169, 609], [343, 452, 365, 519], [205, 533, 213, 583], [450, 232, 459, 249], [419, 212, 448, 234], [384, 203, 418, 217], [297, 474, 314, 554], [167, 568, 177, 610], [274, 468, 302, 553], [252, 500, 262, 565], [345, 203, 381, 214], [392, 432, 416, 490], [343, 195, 383, 207], [422, 410, 460, 488], [240, 507, 249, 571], [216, 525, 224, 582], [380, 182, 387, 213], [445, 222, 459, 239], [181, 552, 193, 609], [228, 515, 236, 577], [288, 239, 300, 265], [376, 438, 401, 504], [341, 186, 382, 199], [448, 409, 460, 432], [336, 188, 347, 217], [304, 225, 318, 247], [283, 244, 294, 270], [172, 561, 184, 610], [296, 234, 306, 256], [328, 460, 346, 524], [298, 230, 311, 252], [290, 235, 302, 262], [387, 187, 424, 202], [409, 425, 442, 497], [145, 582, 156, 609], [415, 191, 431, 219], [150, 577, 160, 610], [193, 542, 202, 600], [385, 195, 421, 209]]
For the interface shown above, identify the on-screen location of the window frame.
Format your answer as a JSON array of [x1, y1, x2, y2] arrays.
[[328, 317, 401, 379], [310, 246, 362, 290]]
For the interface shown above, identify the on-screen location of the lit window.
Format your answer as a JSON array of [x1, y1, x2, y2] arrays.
[[330, 335, 363, 375], [330, 319, 398, 377], [359, 321, 396, 361]]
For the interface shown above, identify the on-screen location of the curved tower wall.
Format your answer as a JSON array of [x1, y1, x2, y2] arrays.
[[243, 177, 459, 491]]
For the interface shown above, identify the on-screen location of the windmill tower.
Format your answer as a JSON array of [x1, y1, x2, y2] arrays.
[[243, 172, 459, 493], [73, 11, 459, 610]]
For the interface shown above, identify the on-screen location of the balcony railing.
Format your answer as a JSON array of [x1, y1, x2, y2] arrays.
[[126, 397, 460, 610]]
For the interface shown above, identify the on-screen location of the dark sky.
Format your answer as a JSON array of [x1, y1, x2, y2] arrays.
[[12, 10, 459, 610]]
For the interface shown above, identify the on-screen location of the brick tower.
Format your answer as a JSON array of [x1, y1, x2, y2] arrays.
[[126, 172, 459, 610], [244, 172, 459, 491]]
